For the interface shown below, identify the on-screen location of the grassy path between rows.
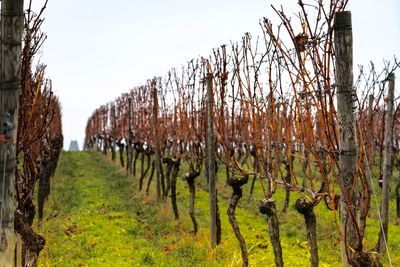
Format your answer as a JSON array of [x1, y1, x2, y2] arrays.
[[37, 151, 399, 266]]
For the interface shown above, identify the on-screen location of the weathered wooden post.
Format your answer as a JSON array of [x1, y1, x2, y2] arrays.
[[94, 116, 99, 151], [110, 104, 117, 162], [127, 96, 133, 175], [0, 0, 24, 266], [151, 78, 165, 202], [205, 70, 218, 248], [368, 94, 374, 118], [334, 11, 359, 266], [367, 94, 374, 154], [396, 163, 400, 218], [377, 72, 395, 253]]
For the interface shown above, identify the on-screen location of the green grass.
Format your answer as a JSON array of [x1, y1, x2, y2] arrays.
[[37, 151, 400, 266]]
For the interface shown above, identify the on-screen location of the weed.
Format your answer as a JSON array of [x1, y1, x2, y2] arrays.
[[140, 251, 155, 265]]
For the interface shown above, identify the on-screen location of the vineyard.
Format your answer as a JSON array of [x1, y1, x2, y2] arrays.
[[0, 0, 399, 266]]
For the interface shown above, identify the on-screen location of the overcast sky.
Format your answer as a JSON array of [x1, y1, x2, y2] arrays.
[[32, 0, 400, 150]]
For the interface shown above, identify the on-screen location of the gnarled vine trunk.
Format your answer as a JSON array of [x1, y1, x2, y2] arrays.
[[227, 175, 249, 267], [295, 198, 318, 267], [185, 170, 200, 235], [259, 198, 283, 267], [15, 209, 45, 267], [133, 141, 143, 180], [170, 159, 181, 220], [162, 157, 174, 196], [146, 160, 156, 195], [117, 140, 125, 167], [38, 136, 64, 220], [139, 149, 153, 191]]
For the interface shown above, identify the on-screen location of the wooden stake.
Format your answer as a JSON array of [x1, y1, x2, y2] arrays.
[[206, 71, 218, 248], [334, 11, 359, 267], [0, 1, 24, 266], [377, 72, 395, 253]]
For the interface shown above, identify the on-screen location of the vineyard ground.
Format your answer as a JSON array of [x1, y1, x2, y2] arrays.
[[37, 151, 399, 266]]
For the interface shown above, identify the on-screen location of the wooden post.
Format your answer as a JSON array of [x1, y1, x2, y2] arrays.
[[152, 79, 164, 202], [368, 94, 374, 118], [396, 170, 400, 218], [334, 11, 358, 266], [377, 72, 395, 253], [127, 96, 133, 175], [94, 116, 99, 151], [367, 94, 374, 154], [0, 1, 24, 266], [206, 72, 218, 248], [111, 105, 116, 162]]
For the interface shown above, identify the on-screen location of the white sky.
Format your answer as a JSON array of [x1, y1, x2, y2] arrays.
[[32, 0, 400, 150]]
